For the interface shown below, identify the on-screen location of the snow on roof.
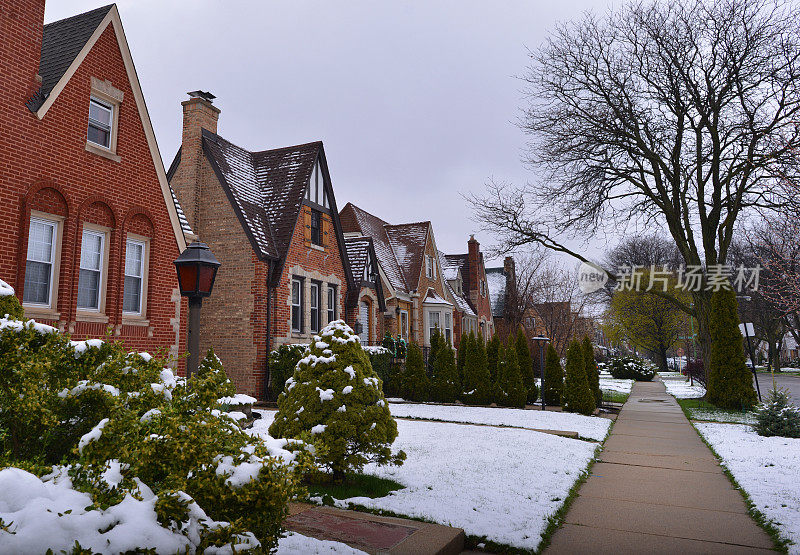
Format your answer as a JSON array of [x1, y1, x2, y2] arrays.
[[485, 267, 508, 318], [169, 184, 194, 237], [384, 222, 429, 291], [423, 289, 453, 306], [440, 252, 465, 282], [344, 237, 370, 283], [446, 280, 476, 316]]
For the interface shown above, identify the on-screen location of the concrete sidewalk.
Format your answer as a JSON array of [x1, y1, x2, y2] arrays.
[[546, 380, 776, 554]]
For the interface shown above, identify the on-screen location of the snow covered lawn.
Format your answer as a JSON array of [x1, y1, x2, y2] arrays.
[[598, 374, 634, 394], [387, 402, 611, 440], [661, 374, 706, 398], [278, 532, 366, 554], [253, 411, 600, 551], [695, 423, 800, 553]]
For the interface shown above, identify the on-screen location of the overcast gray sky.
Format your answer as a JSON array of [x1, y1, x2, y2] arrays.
[[45, 0, 614, 265]]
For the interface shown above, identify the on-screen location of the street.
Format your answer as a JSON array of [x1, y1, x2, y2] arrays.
[[753, 373, 800, 404]]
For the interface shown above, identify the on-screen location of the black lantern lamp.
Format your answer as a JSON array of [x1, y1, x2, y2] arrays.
[[174, 241, 220, 380]]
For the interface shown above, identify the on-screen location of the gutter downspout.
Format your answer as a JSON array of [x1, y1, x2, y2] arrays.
[[264, 264, 274, 402]]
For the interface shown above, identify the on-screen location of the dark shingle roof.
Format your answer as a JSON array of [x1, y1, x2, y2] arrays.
[[344, 237, 371, 284], [169, 183, 194, 237], [28, 5, 113, 111], [384, 222, 429, 291], [201, 129, 320, 260], [485, 267, 508, 318]]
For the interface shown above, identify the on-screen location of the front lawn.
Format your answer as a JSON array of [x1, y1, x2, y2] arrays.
[[696, 423, 800, 553], [676, 398, 756, 425], [306, 473, 404, 502]]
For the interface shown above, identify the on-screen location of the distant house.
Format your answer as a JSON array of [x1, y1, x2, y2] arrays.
[[168, 92, 356, 398], [440, 235, 495, 347], [0, 3, 187, 358], [343, 236, 386, 344], [340, 203, 455, 347]]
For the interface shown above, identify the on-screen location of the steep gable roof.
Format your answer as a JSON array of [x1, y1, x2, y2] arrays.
[[384, 222, 429, 291], [339, 203, 407, 293], [27, 5, 114, 112], [344, 237, 386, 311]]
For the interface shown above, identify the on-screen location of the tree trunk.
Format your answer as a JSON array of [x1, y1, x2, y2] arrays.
[[692, 290, 713, 383]]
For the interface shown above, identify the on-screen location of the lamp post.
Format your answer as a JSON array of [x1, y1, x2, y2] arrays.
[[174, 241, 220, 381], [531, 336, 550, 411]]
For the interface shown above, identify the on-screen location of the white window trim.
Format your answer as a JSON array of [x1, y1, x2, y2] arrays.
[[86, 83, 122, 162], [76, 224, 111, 322], [310, 281, 320, 333], [327, 285, 336, 323], [291, 277, 303, 332], [122, 235, 149, 321], [23, 212, 64, 320], [23, 215, 59, 310], [400, 309, 409, 340]]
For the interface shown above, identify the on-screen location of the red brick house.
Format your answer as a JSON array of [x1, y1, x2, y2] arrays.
[[440, 235, 495, 348], [340, 203, 456, 348], [344, 237, 386, 344], [0, 3, 188, 358], [168, 92, 360, 399]]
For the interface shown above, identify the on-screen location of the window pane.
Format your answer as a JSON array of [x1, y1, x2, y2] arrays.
[[87, 124, 110, 148], [123, 275, 141, 313], [89, 99, 112, 126], [77, 268, 101, 309], [27, 220, 54, 262], [23, 260, 51, 304], [80, 231, 103, 271], [125, 242, 143, 277]]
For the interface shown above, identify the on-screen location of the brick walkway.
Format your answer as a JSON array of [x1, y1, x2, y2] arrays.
[[546, 380, 776, 554]]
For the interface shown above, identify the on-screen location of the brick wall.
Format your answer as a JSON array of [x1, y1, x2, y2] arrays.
[[0, 14, 186, 363]]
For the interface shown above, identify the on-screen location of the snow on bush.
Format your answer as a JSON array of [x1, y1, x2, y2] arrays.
[[270, 320, 405, 479], [0, 313, 310, 553], [754, 388, 800, 438]]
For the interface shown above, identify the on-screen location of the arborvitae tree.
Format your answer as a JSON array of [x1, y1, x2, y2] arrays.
[[706, 288, 758, 410], [582, 336, 602, 407], [542, 343, 564, 405], [402, 342, 429, 402], [486, 334, 501, 383], [516, 328, 536, 403], [495, 341, 527, 408], [563, 340, 595, 415], [270, 320, 405, 480], [429, 327, 445, 368], [457, 332, 470, 384], [432, 340, 459, 403], [462, 333, 490, 405]]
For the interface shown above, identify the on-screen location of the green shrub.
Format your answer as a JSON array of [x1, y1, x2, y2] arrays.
[[268, 344, 306, 401], [486, 334, 501, 383], [431, 339, 459, 403], [516, 328, 536, 403], [401, 343, 430, 401], [754, 388, 800, 438], [457, 332, 470, 385], [367, 347, 400, 398], [608, 356, 656, 381], [462, 333, 490, 405], [0, 313, 305, 552], [706, 288, 758, 410], [582, 336, 602, 407], [563, 340, 595, 415], [381, 333, 397, 357], [0, 282, 23, 319], [494, 341, 527, 408], [542, 344, 564, 405], [269, 321, 405, 480]]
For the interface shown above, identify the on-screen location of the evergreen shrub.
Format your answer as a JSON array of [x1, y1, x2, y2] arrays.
[[268, 344, 306, 401], [542, 344, 564, 405], [462, 333, 490, 405], [431, 337, 460, 403], [608, 356, 656, 381], [516, 328, 536, 403], [582, 336, 602, 407], [401, 343, 430, 401], [563, 340, 595, 415], [754, 388, 800, 438], [494, 342, 527, 408], [0, 281, 23, 319]]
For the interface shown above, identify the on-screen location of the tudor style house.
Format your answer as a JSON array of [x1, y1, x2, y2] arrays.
[[344, 237, 386, 344], [440, 235, 495, 348], [0, 3, 187, 357], [168, 92, 380, 399], [340, 203, 458, 348]]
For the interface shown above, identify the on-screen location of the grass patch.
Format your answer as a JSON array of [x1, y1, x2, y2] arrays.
[[305, 473, 403, 502], [676, 398, 756, 424], [690, 423, 791, 553], [603, 390, 630, 404]]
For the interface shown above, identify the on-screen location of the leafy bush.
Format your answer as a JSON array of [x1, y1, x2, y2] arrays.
[[0, 314, 306, 552], [0, 281, 23, 319], [608, 356, 656, 381], [542, 344, 564, 405], [582, 336, 602, 407], [516, 328, 536, 403], [707, 288, 758, 410], [563, 340, 595, 415], [402, 343, 430, 401], [462, 333, 490, 405], [754, 388, 800, 438], [268, 344, 306, 401], [269, 320, 405, 480]]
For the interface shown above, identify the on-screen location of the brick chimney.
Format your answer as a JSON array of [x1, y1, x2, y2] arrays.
[[0, 0, 46, 107], [467, 234, 480, 298], [171, 91, 220, 231]]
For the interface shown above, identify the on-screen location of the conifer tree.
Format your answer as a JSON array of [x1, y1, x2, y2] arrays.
[[402, 342, 429, 402], [582, 336, 602, 407], [457, 332, 469, 384], [486, 334, 501, 383], [270, 320, 405, 480], [516, 328, 537, 403], [495, 341, 527, 408], [542, 343, 564, 405], [706, 288, 758, 410], [462, 333, 490, 404], [563, 340, 595, 415], [432, 340, 459, 403]]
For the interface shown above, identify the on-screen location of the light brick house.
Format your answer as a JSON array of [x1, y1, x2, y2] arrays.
[[0, 2, 188, 358], [340, 203, 456, 348], [168, 92, 358, 399], [440, 235, 495, 348]]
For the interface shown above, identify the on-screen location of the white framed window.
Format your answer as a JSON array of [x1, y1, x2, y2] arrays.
[[23, 217, 58, 307], [88, 97, 113, 149], [428, 311, 440, 343], [425, 255, 436, 279], [310, 281, 320, 333], [400, 310, 409, 340], [327, 285, 337, 323], [77, 229, 105, 310], [123, 239, 146, 314], [444, 312, 452, 345], [291, 277, 303, 332]]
